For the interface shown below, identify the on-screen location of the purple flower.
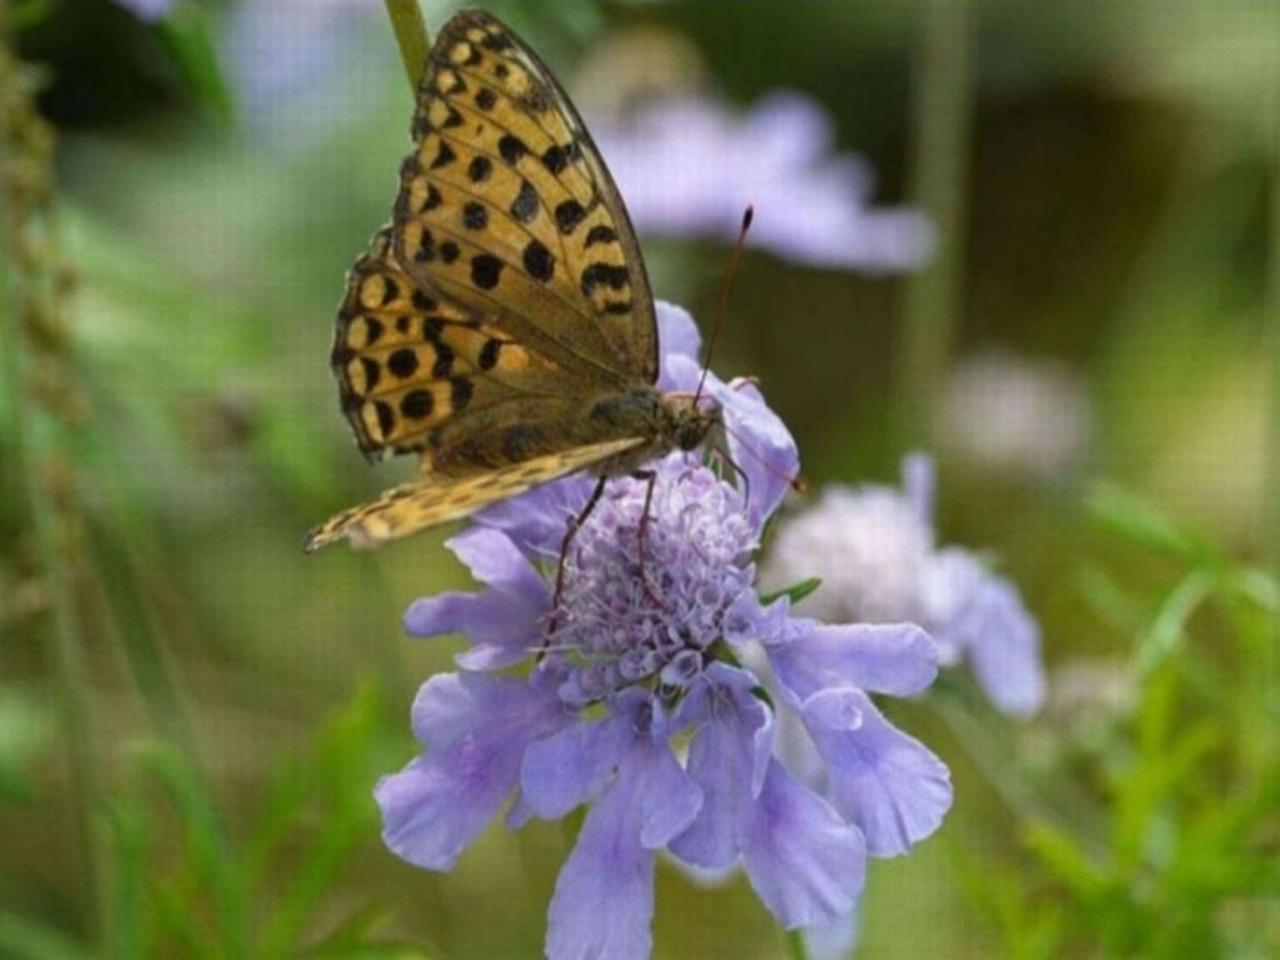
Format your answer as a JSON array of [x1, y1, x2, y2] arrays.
[[593, 92, 935, 272], [763, 455, 1047, 717], [378, 305, 951, 959]]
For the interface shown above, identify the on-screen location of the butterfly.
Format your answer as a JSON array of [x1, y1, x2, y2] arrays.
[[304, 8, 720, 555]]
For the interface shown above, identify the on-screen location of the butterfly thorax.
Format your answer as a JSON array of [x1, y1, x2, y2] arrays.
[[586, 388, 718, 476]]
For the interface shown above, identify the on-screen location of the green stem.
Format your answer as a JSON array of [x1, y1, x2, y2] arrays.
[[383, 0, 431, 91], [1267, 44, 1280, 709], [897, 0, 974, 449], [783, 927, 810, 960]]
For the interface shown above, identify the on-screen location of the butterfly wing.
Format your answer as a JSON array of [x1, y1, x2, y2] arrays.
[[333, 226, 582, 461], [304, 437, 644, 552], [392, 9, 659, 388]]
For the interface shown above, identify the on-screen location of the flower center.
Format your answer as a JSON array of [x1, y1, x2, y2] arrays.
[[548, 460, 756, 706]]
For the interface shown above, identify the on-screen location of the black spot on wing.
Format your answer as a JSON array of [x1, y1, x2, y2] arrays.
[[580, 263, 631, 296], [375, 401, 396, 437], [523, 240, 554, 283], [421, 183, 443, 213], [554, 199, 587, 236], [432, 342, 455, 378], [439, 240, 461, 264], [471, 254, 504, 290], [541, 143, 569, 174], [411, 290, 438, 312], [467, 155, 493, 183], [400, 390, 433, 420], [474, 87, 497, 111], [359, 357, 381, 392], [431, 142, 457, 170], [478, 338, 502, 370], [585, 225, 617, 248], [414, 228, 436, 263], [498, 134, 527, 165], [462, 202, 488, 230], [388, 349, 418, 379]]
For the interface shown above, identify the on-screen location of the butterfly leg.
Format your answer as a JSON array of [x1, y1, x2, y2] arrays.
[[545, 475, 608, 638], [633, 470, 666, 608]]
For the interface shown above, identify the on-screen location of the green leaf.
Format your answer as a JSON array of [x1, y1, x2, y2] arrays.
[[1024, 821, 1105, 895], [156, 1, 233, 122], [1134, 570, 1214, 675], [760, 577, 823, 606], [1086, 483, 1216, 566]]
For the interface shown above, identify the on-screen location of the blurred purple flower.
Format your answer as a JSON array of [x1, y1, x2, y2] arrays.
[[113, 0, 174, 21], [220, 0, 386, 145], [940, 351, 1092, 479], [377, 304, 950, 959], [763, 455, 1047, 717], [593, 92, 935, 272]]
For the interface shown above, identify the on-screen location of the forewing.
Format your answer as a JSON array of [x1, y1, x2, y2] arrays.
[[303, 437, 644, 552], [392, 9, 659, 387], [334, 226, 573, 460]]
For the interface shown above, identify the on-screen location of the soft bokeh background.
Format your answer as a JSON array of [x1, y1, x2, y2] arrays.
[[2, 0, 1276, 957]]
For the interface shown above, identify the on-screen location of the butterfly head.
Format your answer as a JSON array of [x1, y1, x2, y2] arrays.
[[661, 391, 720, 453]]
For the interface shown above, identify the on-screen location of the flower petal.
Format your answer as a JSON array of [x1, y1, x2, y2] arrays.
[[520, 715, 632, 820], [656, 301, 702, 368], [742, 759, 866, 929], [474, 474, 595, 559], [806, 692, 951, 857], [770, 622, 938, 699], [377, 672, 570, 870], [799, 687, 865, 732], [545, 710, 699, 960], [403, 528, 549, 670], [804, 907, 862, 960], [965, 574, 1046, 717], [670, 664, 774, 869], [545, 776, 656, 960]]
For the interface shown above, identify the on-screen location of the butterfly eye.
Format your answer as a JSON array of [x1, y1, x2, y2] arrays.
[[677, 418, 708, 451]]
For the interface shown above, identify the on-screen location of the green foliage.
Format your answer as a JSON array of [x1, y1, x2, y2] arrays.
[[102, 684, 427, 959], [968, 492, 1280, 958]]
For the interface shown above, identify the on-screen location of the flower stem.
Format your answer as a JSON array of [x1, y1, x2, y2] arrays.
[[1266, 48, 1280, 707], [897, 0, 974, 448], [783, 928, 810, 960], [383, 0, 431, 92]]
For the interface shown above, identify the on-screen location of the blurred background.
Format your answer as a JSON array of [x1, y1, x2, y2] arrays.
[[1, 0, 1276, 957]]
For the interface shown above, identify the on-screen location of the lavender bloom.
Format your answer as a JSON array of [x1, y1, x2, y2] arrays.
[[764, 456, 1047, 717], [593, 92, 935, 272], [378, 304, 951, 959]]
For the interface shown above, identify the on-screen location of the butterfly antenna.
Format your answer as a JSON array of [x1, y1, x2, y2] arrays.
[[721, 422, 809, 494], [694, 205, 754, 406]]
